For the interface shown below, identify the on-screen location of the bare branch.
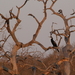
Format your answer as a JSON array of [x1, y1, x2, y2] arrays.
[[58, 36, 62, 46], [37, 60, 47, 68], [16, 0, 29, 17], [27, 0, 48, 41], [56, 30, 62, 46], [69, 25, 75, 28], [40, 0, 48, 24], [50, 30, 66, 37], [12, 19, 21, 33], [67, 16, 75, 21], [18, 0, 28, 8], [70, 30, 75, 33], [33, 40, 59, 50], [0, 10, 21, 45], [0, 14, 7, 20], [9, 11, 16, 18], [51, 22, 57, 31], [51, 0, 57, 8], [69, 49, 75, 55], [5, 20, 19, 44], [22, 39, 59, 51], [10, 1, 27, 32], [0, 40, 4, 42], [46, 0, 65, 20], [33, 40, 52, 50], [20, 63, 46, 71], [57, 58, 69, 65], [2, 35, 10, 47], [0, 24, 6, 31], [70, 9, 75, 15], [0, 1, 29, 46], [28, 14, 40, 25], [69, 25, 75, 33]]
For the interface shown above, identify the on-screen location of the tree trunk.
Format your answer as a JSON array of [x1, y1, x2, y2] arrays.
[[64, 61, 70, 75], [62, 44, 73, 75], [10, 45, 20, 75]]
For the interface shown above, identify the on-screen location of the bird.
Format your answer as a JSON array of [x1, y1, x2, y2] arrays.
[[50, 36, 59, 52], [58, 9, 63, 15]]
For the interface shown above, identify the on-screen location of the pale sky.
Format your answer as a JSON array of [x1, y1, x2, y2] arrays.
[[0, 0, 75, 57]]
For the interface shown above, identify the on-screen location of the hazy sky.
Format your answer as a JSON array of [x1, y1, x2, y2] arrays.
[[0, 0, 75, 57]]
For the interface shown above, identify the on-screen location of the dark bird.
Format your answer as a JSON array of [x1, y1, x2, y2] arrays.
[[50, 36, 59, 52], [58, 9, 63, 15]]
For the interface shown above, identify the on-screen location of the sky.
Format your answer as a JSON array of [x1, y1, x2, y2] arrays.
[[0, 0, 75, 57]]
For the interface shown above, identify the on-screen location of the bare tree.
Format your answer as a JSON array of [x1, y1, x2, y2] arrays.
[[0, 0, 75, 75], [0, 0, 58, 75], [46, 0, 75, 75]]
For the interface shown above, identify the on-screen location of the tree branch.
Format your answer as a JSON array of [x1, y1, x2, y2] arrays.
[[2, 35, 10, 47], [16, 0, 29, 18], [46, 0, 66, 20], [0, 14, 7, 20], [40, 0, 47, 24], [67, 16, 75, 21], [22, 40, 59, 51], [28, 14, 40, 25], [69, 25, 75, 28], [70, 30, 75, 33]]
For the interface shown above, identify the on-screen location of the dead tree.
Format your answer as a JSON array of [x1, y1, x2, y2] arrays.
[[0, 0, 75, 75], [46, 0, 75, 75], [0, 0, 59, 75]]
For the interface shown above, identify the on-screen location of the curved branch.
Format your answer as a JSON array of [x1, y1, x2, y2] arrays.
[[20, 64, 46, 72], [28, 14, 40, 25], [70, 30, 75, 33], [69, 25, 75, 28], [17, 0, 29, 9], [22, 39, 59, 51], [67, 16, 75, 21], [34, 41, 52, 50], [57, 58, 69, 65]]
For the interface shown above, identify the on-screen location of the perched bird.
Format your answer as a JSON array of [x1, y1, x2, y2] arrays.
[[50, 36, 59, 52], [58, 9, 63, 15]]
